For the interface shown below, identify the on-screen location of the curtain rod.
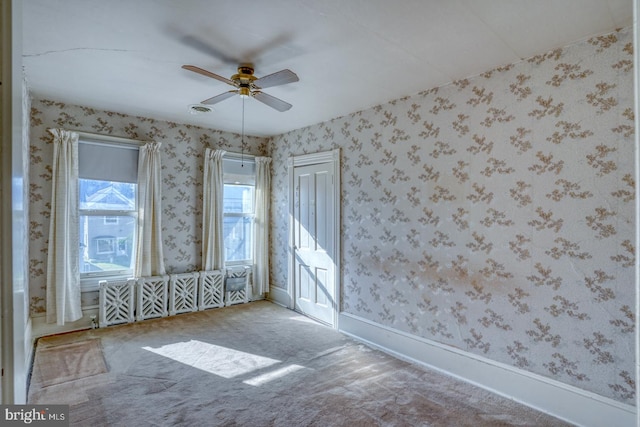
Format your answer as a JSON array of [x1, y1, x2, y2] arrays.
[[224, 151, 257, 160], [65, 129, 267, 158], [69, 130, 148, 147]]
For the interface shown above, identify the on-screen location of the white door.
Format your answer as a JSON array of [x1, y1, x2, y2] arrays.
[[293, 162, 336, 325]]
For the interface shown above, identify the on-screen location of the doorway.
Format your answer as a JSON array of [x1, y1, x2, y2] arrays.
[[288, 149, 340, 327]]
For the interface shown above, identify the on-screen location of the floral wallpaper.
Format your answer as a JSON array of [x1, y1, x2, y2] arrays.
[[28, 101, 267, 311], [269, 27, 635, 403]]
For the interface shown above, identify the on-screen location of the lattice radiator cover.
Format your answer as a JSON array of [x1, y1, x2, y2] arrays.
[[137, 275, 169, 321], [169, 272, 199, 316], [199, 270, 224, 310], [225, 267, 251, 306], [98, 269, 246, 327], [99, 279, 136, 327]]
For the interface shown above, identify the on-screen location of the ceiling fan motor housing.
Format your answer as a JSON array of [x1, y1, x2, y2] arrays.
[[237, 65, 255, 75], [232, 66, 258, 97]]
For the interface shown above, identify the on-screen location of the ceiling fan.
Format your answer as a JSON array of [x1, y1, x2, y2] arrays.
[[182, 64, 299, 112]]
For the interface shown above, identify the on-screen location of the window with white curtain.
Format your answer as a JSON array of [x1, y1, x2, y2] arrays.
[[223, 156, 256, 265], [78, 137, 139, 290]]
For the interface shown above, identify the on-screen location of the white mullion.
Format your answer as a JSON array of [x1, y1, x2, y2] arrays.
[[80, 209, 136, 216], [224, 212, 253, 218]]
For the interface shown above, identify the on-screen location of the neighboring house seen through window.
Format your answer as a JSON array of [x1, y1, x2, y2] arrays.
[[103, 216, 119, 225], [78, 138, 139, 289], [223, 156, 256, 265]]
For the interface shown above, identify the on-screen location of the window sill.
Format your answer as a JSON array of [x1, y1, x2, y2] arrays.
[[80, 265, 256, 292], [81, 274, 133, 292], [224, 262, 254, 268]]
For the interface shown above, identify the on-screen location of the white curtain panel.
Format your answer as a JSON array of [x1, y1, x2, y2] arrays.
[[135, 142, 166, 277], [202, 148, 226, 270], [254, 157, 272, 294], [46, 129, 82, 325]]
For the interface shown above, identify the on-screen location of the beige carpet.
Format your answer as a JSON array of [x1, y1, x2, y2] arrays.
[[28, 301, 572, 426]]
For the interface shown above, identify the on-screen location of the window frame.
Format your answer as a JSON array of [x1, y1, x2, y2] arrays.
[[222, 155, 257, 267], [77, 134, 142, 292], [79, 189, 138, 287], [222, 183, 255, 266]]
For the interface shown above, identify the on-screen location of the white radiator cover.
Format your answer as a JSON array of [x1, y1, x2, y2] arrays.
[[97, 269, 249, 328], [169, 272, 199, 316], [136, 275, 169, 321], [225, 266, 251, 306], [99, 278, 136, 327], [199, 270, 224, 310]]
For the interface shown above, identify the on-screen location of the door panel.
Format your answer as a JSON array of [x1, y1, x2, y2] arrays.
[[293, 162, 335, 325], [298, 263, 311, 300], [316, 268, 328, 306], [298, 174, 311, 250], [315, 172, 328, 250]]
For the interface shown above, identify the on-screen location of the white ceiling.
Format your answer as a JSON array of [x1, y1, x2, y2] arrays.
[[22, 0, 632, 137]]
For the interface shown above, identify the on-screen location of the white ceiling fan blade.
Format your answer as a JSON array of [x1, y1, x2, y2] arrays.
[[182, 65, 237, 87], [180, 36, 240, 65], [253, 69, 299, 89], [201, 90, 237, 105], [252, 91, 292, 112]]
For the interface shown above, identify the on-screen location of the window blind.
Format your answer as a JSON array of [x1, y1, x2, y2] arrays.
[[223, 156, 255, 185], [78, 139, 139, 183]]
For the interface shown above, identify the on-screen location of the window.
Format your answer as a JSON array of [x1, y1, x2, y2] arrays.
[[95, 236, 117, 255], [104, 216, 119, 225], [223, 184, 254, 263], [223, 157, 256, 265], [78, 137, 139, 288], [79, 179, 137, 276]]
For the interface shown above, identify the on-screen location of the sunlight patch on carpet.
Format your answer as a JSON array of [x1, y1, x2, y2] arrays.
[[243, 364, 306, 386], [142, 340, 279, 379]]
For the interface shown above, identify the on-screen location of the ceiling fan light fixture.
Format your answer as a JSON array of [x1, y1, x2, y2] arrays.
[[238, 85, 251, 98]]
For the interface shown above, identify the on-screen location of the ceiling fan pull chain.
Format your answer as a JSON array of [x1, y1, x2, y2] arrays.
[[241, 96, 245, 167]]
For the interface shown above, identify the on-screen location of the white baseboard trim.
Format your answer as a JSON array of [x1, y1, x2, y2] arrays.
[[268, 285, 291, 309], [31, 306, 99, 340], [338, 312, 636, 427]]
